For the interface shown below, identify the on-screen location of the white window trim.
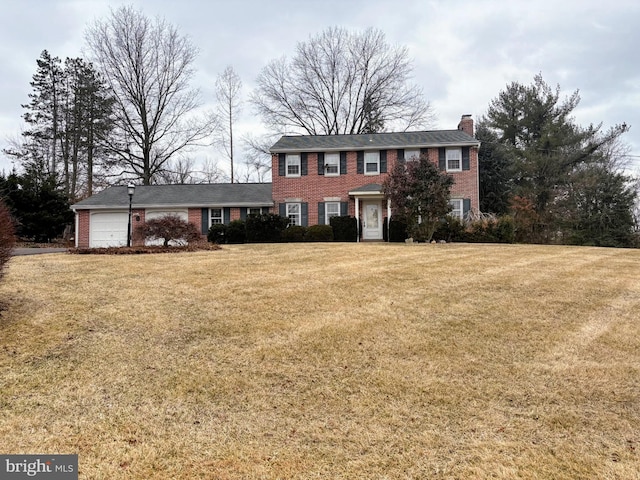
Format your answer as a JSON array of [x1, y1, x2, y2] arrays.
[[286, 154, 301, 177], [364, 151, 380, 175], [325, 202, 341, 224], [247, 207, 264, 216], [286, 203, 301, 226], [449, 199, 463, 220], [210, 208, 223, 226], [446, 148, 462, 172], [324, 153, 340, 176]]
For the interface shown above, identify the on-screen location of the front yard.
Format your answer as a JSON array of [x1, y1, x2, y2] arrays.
[[0, 243, 639, 479]]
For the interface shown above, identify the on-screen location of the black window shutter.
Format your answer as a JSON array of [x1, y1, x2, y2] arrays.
[[278, 153, 286, 176], [380, 150, 387, 173], [318, 202, 325, 225], [223, 207, 231, 225], [301, 153, 308, 176], [301, 203, 308, 227], [357, 151, 364, 174], [340, 151, 347, 174], [438, 148, 446, 171], [317, 152, 325, 175], [201, 208, 209, 233], [240, 207, 247, 221], [340, 201, 348, 216], [420, 148, 429, 160], [279, 203, 286, 217], [463, 199, 471, 217], [397, 149, 405, 163], [462, 147, 470, 170]]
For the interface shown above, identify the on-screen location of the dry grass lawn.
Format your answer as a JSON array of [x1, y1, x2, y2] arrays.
[[0, 243, 639, 479]]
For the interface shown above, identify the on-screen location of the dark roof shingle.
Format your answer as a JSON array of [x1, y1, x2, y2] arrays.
[[72, 183, 273, 210], [270, 130, 479, 152]]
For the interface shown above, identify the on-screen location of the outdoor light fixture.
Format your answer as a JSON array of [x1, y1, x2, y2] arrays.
[[127, 183, 135, 247]]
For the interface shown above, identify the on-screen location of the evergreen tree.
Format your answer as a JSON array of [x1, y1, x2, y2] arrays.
[[484, 74, 635, 244]]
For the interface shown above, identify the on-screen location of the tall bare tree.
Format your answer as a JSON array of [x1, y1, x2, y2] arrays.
[[215, 66, 242, 183], [85, 6, 217, 185], [251, 27, 433, 135]]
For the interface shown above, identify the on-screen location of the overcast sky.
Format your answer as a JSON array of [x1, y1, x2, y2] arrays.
[[1, 0, 639, 178]]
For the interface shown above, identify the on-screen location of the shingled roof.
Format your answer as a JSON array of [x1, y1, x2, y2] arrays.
[[270, 129, 480, 153], [72, 183, 273, 210]]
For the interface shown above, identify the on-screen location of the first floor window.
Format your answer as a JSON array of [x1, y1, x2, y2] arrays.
[[324, 153, 339, 176], [405, 149, 420, 162], [449, 199, 463, 220], [365, 151, 380, 174], [325, 202, 340, 224], [286, 203, 301, 226], [286, 154, 301, 177], [210, 208, 223, 225], [248, 207, 264, 216], [446, 148, 462, 172]]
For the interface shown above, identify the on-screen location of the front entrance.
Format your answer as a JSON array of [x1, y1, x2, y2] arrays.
[[362, 201, 383, 240]]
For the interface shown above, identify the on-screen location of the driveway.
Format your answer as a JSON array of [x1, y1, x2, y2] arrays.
[[12, 248, 69, 256]]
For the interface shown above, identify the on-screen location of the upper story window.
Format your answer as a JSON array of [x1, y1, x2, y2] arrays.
[[446, 148, 462, 172], [364, 151, 380, 175], [405, 149, 420, 162], [286, 154, 301, 177], [210, 208, 223, 225], [324, 153, 339, 176]]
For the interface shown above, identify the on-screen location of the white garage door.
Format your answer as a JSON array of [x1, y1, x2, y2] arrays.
[[90, 211, 129, 248], [144, 210, 189, 246]]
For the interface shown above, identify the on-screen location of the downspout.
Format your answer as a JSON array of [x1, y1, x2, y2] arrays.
[[387, 198, 391, 243]]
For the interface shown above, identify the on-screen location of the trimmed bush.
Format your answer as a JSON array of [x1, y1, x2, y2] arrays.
[[245, 213, 289, 243], [207, 224, 227, 244], [281, 225, 307, 242], [433, 216, 466, 243], [226, 220, 246, 244], [305, 225, 333, 242], [388, 218, 408, 242], [0, 199, 15, 280], [330, 215, 357, 242]]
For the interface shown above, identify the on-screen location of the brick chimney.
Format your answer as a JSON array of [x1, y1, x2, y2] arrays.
[[457, 114, 474, 137]]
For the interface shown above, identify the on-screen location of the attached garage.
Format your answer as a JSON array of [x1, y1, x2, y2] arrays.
[[90, 211, 128, 248]]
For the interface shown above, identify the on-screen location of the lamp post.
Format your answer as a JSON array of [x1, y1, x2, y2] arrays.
[[127, 183, 135, 247]]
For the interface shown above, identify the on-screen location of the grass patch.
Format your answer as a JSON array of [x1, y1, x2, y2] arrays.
[[1, 243, 639, 479]]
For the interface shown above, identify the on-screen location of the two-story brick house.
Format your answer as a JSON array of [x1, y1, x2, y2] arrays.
[[271, 114, 481, 241]]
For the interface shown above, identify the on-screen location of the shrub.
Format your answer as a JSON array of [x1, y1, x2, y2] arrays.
[[0, 199, 15, 280], [207, 224, 227, 244], [226, 220, 246, 244], [433, 216, 466, 243], [245, 213, 289, 243], [388, 218, 408, 242], [137, 214, 200, 246], [305, 225, 333, 242], [330, 216, 357, 242], [461, 215, 516, 244], [281, 225, 307, 242]]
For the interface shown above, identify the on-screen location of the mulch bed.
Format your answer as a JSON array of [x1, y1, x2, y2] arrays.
[[68, 243, 222, 255]]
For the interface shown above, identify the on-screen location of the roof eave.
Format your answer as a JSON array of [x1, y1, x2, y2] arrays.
[[271, 140, 480, 153], [71, 201, 275, 211]]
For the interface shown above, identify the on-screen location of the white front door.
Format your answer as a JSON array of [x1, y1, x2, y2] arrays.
[[362, 201, 383, 240]]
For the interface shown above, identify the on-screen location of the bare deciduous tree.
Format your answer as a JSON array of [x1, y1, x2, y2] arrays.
[[85, 6, 217, 185], [251, 27, 433, 135], [215, 66, 242, 183]]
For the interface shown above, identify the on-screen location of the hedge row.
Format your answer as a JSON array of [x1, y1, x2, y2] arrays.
[[207, 214, 359, 244]]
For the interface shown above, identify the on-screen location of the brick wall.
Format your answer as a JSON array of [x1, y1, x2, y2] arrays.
[[76, 210, 90, 248], [272, 146, 479, 225]]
